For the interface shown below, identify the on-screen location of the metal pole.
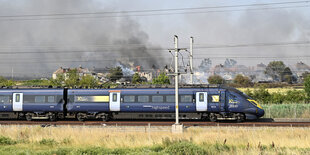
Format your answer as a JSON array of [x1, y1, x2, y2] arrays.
[[174, 35, 179, 125], [190, 37, 193, 84]]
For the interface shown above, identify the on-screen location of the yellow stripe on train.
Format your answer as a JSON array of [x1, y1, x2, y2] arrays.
[[247, 99, 263, 109]]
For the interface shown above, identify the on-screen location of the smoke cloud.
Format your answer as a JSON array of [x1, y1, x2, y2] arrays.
[[0, 0, 168, 78]]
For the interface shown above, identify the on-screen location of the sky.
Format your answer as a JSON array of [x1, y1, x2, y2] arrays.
[[0, 0, 309, 78]]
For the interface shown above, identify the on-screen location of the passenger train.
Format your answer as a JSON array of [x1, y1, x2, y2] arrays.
[[0, 85, 264, 122]]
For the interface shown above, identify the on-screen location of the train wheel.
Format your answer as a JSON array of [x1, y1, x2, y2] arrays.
[[25, 113, 32, 121], [77, 113, 87, 122], [49, 113, 57, 122], [209, 113, 217, 122], [235, 113, 245, 123], [102, 115, 109, 122]]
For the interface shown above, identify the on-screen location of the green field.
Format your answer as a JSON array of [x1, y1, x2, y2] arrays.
[[0, 126, 310, 154]]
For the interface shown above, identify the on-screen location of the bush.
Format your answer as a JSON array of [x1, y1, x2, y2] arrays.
[[304, 75, 310, 98], [245, 88, 307, 104], [269, 92, 285, 104], [233, 74, 252, 87], [251, 87, 271, 104], [285, 90, 307, 103], [0, 136, 17, 145], [208, 75, 225, 84]]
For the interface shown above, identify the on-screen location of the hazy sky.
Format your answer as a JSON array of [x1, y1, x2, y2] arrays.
[[0, 0, 309, 77]]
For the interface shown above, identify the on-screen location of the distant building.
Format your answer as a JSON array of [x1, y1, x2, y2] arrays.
[[52, 66, 92, 80], [52, 67, 70, 79]]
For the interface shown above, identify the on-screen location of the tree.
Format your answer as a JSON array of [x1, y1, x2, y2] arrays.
[[304, 75, 310, 98], [265, 61, 286, 82], [79, 75, 99, 88], [107, 66, 123, 82], [65, 69, 79, 88], [152, 72, 170, 84], [233, 74, 252, 87], [281, 67, 293, 83], [132, 73, 142, 84], [208, 75, 225, 84], [50, 74, 65, 87]]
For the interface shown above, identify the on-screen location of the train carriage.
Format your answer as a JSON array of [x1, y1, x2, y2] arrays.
[[66, 85, 264, 122], [0, 89, 65, 121]]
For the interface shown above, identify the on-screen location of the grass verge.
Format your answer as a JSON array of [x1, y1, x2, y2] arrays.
[[0, 126, 309, 154]]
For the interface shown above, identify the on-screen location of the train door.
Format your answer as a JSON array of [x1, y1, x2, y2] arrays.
[[13, 93, 23, 111], [109, 92, 120, 111], [196, 92, 208, 111]]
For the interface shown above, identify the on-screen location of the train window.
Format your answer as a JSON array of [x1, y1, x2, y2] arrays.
[[112, 94, 117, 102], [138, 96, 149, 103], [0, 96, 10, 103], [199, 93, 204, 102], [35, 96, 45, 103], [208, 95, 220, 103], [47, 96, 55, 103], [166, 95, 175, 103], [180, 95, 192, 103], [124, 96, 135, 103], [16, 94, 20, 102], [75, 95, 109, 103], [152, 96, 164, 103], [211, 95, 220, 102]]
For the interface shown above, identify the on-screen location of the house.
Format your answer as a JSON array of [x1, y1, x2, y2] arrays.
[[52, 66, 93, 80]]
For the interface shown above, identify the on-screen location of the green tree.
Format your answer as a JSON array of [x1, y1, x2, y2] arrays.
[[79, 75, 99, 88], [304, 75, 310, 98], [208, 75, 225, 84], [152, 72, 170, 84], [132, 73, 142, 84], [107, 67, 123, 82], [50, 74, 65, 87], [233, 74, 252, 87], [265, 61, 286, 82], [65, 69, 79, 88]]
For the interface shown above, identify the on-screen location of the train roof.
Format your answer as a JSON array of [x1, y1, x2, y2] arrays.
[[0, 84, 235, 91]]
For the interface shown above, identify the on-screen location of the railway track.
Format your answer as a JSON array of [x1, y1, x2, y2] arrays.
[[1, 119, 310, 127]]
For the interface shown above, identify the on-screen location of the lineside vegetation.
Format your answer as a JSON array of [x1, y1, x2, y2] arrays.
[[0, 126, 309, 154]]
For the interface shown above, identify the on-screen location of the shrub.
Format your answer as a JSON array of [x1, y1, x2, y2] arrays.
[[285, 90, 307, 103], [0, 136, 17, 145], [269, 92, 285, 104], [252, 87, 271, 104], [304, 75, 310, 98], [208, 75, 225, 84], [233, 74, 252, 87]]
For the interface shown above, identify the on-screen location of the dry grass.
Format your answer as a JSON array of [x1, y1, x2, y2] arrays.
[[0, 125, 309, 150]]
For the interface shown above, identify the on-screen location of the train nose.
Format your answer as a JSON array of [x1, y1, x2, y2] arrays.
[[257, 108, 265, 117]]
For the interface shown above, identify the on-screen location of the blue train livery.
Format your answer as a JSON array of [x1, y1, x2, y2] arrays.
[[0, 85, 264, 122], [0, 89, 65, 121]]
